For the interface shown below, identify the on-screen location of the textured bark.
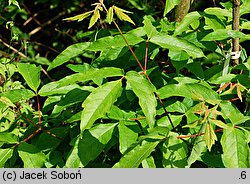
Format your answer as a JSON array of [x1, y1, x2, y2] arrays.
[[175, 0, 191, 22], [232, 0, 241, 65]]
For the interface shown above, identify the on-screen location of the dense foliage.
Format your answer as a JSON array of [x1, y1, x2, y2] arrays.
[[0, 0, 250, 168]]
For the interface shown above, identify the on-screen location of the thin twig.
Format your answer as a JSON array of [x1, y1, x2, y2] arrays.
[[29, 11, 66, 35], [144, 41, 149, 71]]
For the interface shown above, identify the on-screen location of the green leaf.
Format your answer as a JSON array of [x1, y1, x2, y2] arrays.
[[48, 42, 90, 71], [221, 127, 250, 168], [0, 96, 16, 107], [18, 142, 46, 168], [163, 0, 180, 16], [220, 101, 250, 125], [113, 139, 161, 168], [126, 71, 157, 128], [107, 7, 114, 24], [39, 83, 81, 96], [39, 67, 123, 96], [204, 7, 232, 18], [142, 156, 156, 168], [63, 11, 93, 21], [78, 123, 117, 166], [150, 33, 204, 58], [0, 148, 13, 167], [113, 6, 135, 25], [65, 137, 82, 168], [66, 123, 117, 167], [51, 88, 91, 117], [0, 89, 35, 103], [186, 123, 207, 167], [204, 121, 217, 151], [88, 9, 100, 29], [158, 83, 220, 105], [204, 14, 225, 30], [209, 119, 229, 129], [35, 127, 69, 151], [174, 11, 201, 36], [241, 21, 250, 30], [81, 80, 122, 132], [17, 63, 41, 91], [143, 16, 158, 39], [139, 126, 169, 140], [0, 132, 18, 144], [161, 132, 188, 168], [118, 121, 138, 154], [202, 29, 247, 41]]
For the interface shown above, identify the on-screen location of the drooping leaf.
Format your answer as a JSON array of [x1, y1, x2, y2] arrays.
[[48, 42, 90, 71], [66, 123, 117, 168], [0, 89, 35, 103], [187, 123, 207, 167], [63, 11, 93, 22], [161, 132, 188, 168], [107, 7, 114, 24], [81, 80, 122, 132], [0, 148, 13, 167], [113, 139, 161, 168], [126, 71, 157, 128], [17, 63, 41, 91], [221, 127, 250, 168], [158, 83, 220, 105], [202, 29, 247, 41], [150, 33, 204, 58], [113, 6, 135, 25], [65, 137, 82, 168], [204, 121, 217, 151], [88, 9, 100, 29], [118, 121, 138, 154], [78, 123, 117, 166], [174, 11, 201, 36], [163, 0, 180, 16], [220, 101, 250, 125], [18, 142, 46, 168]]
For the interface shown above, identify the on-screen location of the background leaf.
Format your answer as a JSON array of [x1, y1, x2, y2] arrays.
[[17, 63, 41, 91]]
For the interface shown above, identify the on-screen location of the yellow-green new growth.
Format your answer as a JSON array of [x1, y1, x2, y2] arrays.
[[63, 0, 135, 28]]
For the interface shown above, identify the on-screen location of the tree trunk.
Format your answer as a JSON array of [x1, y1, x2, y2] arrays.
[[175, 0, 191, 22], [232, 0, 241, 65]]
